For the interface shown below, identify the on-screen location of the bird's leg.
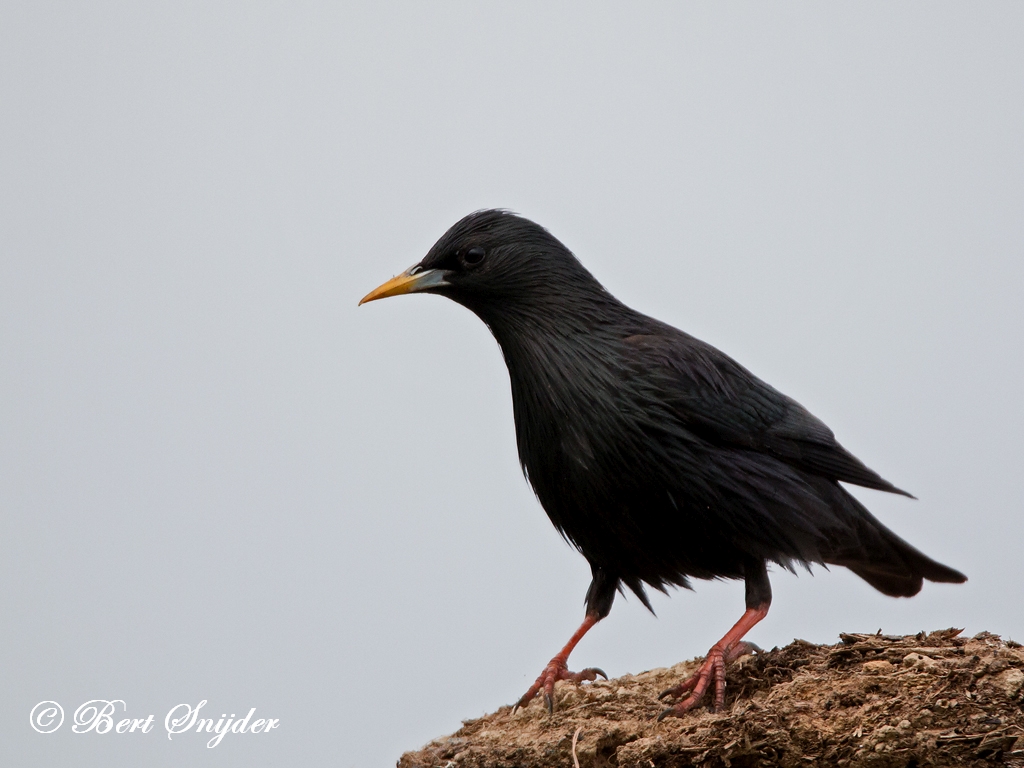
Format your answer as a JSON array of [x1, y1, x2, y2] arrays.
[[658, 559, 771, 720], [513, 566, 616, 714], [513, 611, 607, 714], [656, 604, 767, 719]]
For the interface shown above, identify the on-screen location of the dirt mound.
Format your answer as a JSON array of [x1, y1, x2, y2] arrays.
[[398, 629, 1024, 767]]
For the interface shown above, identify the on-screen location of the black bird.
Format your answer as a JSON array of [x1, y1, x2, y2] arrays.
[[359, 210, 966, 719]]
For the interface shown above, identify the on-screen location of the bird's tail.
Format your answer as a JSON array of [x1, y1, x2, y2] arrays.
[[820, 485, 967, 598]]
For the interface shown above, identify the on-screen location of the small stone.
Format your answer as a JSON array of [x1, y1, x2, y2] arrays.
[[898, 720, 912, 730], [995, 668, 1024, 697], [863, 660, 893, 674], [902, 652, 938, 671], [559, 689, 581, 706], [876, 725, 899, 741], [987, 658, 1010, 674]]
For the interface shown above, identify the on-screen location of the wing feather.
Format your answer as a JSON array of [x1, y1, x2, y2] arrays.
[[622, 329, 913, 497]]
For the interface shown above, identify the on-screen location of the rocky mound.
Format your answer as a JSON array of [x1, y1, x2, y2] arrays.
[[398, 629, 1024, 767]]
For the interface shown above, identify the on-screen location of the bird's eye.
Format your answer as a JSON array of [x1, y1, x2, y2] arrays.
[[463, 247, 485, 266]]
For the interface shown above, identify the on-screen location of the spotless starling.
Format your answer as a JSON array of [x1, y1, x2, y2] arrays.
[[360, 210, 966, 719]]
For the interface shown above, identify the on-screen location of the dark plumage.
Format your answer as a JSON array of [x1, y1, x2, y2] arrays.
[[360, 209, 966, 717]]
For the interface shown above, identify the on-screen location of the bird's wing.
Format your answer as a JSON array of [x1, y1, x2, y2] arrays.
[[622, 330, 912, 497]]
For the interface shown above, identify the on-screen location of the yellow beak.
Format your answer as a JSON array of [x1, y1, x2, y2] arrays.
[[359, 266, 450, 306]]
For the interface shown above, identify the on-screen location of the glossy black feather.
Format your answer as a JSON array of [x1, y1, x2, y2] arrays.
[[416, 210, 966, 613]]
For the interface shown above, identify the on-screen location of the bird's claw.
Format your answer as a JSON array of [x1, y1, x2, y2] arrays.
[[657, 675, 698, 701], [657, 641, 759, 720], [512, 660, 606, 715]]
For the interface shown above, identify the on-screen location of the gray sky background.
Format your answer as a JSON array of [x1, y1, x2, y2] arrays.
[[1, 3, 1022, 766]]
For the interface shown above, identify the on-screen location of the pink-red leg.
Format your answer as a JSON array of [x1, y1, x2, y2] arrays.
[[657, 603, 768, 720], [513, 612, 607, 714]]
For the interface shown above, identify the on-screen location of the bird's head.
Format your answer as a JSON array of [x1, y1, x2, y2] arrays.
[[359, 210, 614, 327]]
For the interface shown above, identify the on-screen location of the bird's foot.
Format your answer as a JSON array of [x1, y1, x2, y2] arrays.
[[656, 640, 760, 720], [513, 658, 607, 714]]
